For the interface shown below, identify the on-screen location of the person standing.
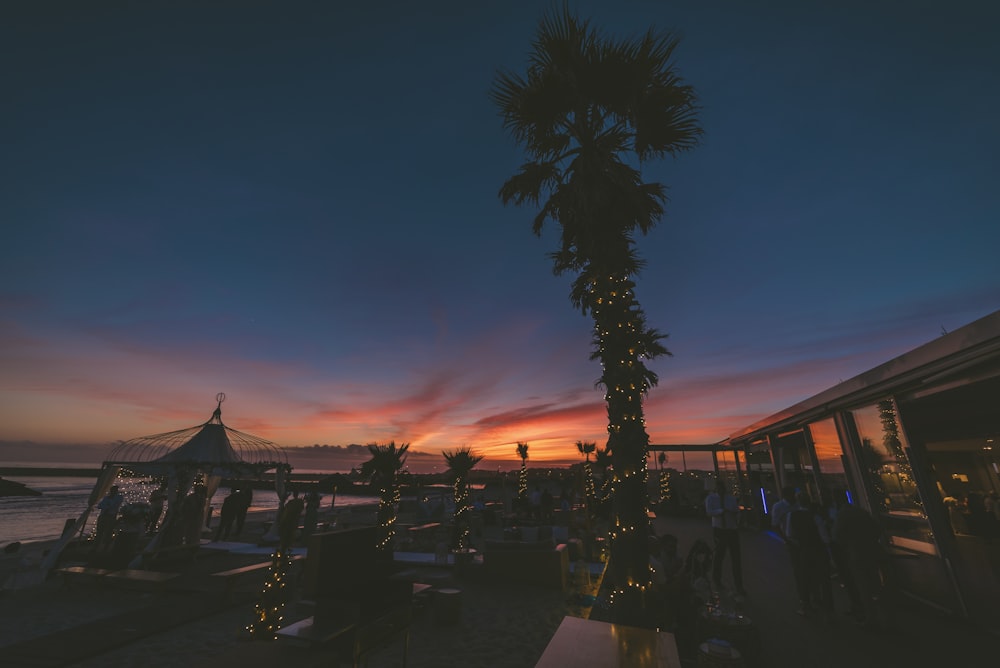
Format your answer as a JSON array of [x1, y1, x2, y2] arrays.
[[146, 481, 167, 533], [233, 487, 252, 536], [770, 486, 796, 541], [214, 489, 240, 541], [787, 492, 834, 621], [302, 489, 321, 540], [278, 490, 305, 549], [834, 499, 889, 628], [530, 485, 542, 520], [181, 485, 208, 547], [705, 479, 745, 596], [94, 484, 125, 551]]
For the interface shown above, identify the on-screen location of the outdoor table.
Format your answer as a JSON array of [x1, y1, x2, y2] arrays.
[[275, 615, 355, 647], [534, 615, 681, 667], [697, 607, 758, 662]]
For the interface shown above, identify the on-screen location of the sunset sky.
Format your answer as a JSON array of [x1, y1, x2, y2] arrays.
[[2, 1, 998, 470]]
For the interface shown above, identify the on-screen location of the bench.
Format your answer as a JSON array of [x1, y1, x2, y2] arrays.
[[104, 568, 180, 591], [211, 554, 305, 598], [55, 565, 115, 587]]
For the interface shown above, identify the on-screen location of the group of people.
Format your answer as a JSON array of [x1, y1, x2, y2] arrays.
[[647, 530, 721, 656], [92, 482, 257, 553], [945, 490, 1000, 539], [771, 485, 888, 627], [92, 482, 170, 567], [693, 479, 889, 629]]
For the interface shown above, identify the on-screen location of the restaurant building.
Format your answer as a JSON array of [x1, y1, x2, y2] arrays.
[[703, 309, 1000, 631]]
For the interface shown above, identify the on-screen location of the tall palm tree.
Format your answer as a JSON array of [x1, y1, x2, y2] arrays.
[[359, 441, 409, 554], [493, 5, 701, 618], [516, 442, 530, 500], [443, 447, 484, 551]]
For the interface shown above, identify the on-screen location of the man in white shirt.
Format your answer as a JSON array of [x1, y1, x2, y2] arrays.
[[705, 479, 745, 596]]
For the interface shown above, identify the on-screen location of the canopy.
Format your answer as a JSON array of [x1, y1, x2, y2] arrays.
[[41, 394, 290, 573]]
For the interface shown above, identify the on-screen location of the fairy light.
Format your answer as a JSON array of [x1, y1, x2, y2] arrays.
[[376, 483, 398, 552], [246, 547, 293, 640], [659, 469, 672, 503], [453, 476, 471, 550]]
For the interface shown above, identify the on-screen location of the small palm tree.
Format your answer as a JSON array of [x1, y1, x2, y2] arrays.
[[516, 442, 530, 500], [657, 452, 671, 505], [594, 445, 614, 505], [360, 441, 409, 553], [443, 447, 484, 551], [577, 440, 597, 505]]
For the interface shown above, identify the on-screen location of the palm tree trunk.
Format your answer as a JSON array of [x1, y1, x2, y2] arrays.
[[589, 272, 653, 622]]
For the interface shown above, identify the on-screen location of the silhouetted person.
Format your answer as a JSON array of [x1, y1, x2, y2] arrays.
[[684, 538, 714, 604], [94, 485, 124, 551], [234, 487, 252, 536], [278, 491, 305, 549], [147, 482, 167, 532], [834, 500, 889, 628], [829, 492, 864, 619], [771, 485, 796, 541], [705, 479, 745, 595], [214, 489, 241, 541], [530, 486, 542, 520], [181, 485, 208, 546], [302, 489, 321, 540], [110, 502, 147, 568], [788, 492, 834, 620]]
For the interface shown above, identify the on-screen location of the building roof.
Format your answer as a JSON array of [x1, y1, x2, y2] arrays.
[[725, 309, 1000, 444]]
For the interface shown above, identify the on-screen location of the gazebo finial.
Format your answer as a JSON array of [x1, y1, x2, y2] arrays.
[[211, 392, 226, 423]]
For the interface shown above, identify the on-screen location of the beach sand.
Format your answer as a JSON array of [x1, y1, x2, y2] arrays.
[[1, 503, 588, 668]]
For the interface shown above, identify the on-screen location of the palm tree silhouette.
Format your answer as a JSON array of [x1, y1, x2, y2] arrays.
[[577, 440, 597, 506], [493, 4, 701, 617], [359, 441, 409, 554], [516, 441, 530, 501], [443, 447, 484, 551]]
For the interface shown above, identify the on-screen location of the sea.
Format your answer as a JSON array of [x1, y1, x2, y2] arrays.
[[0, 463, 377, 547]]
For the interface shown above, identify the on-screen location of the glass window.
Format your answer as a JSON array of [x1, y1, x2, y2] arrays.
[[852, 400, 924, 517], [851, 399, 936, 548], [774, 430, 818, 500], [808, 417, 849, 502]]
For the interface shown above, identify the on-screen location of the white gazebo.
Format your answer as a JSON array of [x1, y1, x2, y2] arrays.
[[42, 393, 290, 573]]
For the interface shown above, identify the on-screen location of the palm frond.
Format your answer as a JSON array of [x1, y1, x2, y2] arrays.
[[442, 446, 484, 476], [516, 442, 529, 460]]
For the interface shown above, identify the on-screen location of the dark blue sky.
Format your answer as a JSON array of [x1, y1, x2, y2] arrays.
[[2, 1, 998, 467]]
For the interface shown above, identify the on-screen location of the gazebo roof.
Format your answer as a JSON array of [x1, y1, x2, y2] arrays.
[[103, 394, 288, 469]]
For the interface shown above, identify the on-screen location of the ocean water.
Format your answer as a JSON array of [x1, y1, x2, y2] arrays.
[[0, 475, 377, 547]]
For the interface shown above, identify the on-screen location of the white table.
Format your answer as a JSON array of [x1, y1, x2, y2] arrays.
[[534, 616, 682, 668]]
